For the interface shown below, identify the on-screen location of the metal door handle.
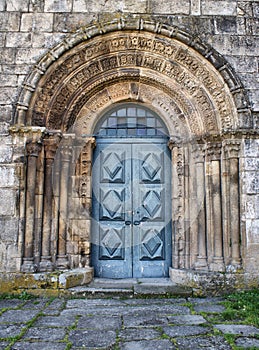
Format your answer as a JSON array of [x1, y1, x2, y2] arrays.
[[125, 221, 131, 226], [133, 221, 140, 226]]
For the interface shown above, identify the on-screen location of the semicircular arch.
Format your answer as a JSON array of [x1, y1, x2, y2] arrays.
[[15, 18, 250, 137]]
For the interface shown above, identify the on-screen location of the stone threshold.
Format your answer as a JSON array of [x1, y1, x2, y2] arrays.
[[68, 277, 193, 298]]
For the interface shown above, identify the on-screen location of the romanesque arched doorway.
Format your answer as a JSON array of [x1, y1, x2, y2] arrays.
[[13, 19, 250, 288], [91, 104, 172, 278]]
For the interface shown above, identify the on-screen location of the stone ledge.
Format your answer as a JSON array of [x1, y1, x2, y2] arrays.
[[0, 267, 94, 296], [169, 268, 259, 296]]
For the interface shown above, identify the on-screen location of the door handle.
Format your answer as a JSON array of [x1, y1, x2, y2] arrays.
[[133, 221, 140, 226], [125, 221, 131, 226]]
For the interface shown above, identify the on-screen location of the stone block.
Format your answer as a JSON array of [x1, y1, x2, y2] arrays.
[[244, 139, 259, 157], [253, 2, 259, 18], [0, 165, 18, 187], [0, 48, 16, 64], [73, 0, 147, 13], [16, 48, 47, 64], [53, 13, 97, 32], [21, 13, 54, 32], [215, 17, 237, 33], [0, 106, 12, 123], [0, 87, 16, 104], [0, 218, 18, 242], [0, 145, 13, 163], [0, 0, 5, 11], [6, 32, 32, 48], [59, 267, 94, 288], [0, 12, 20, 31], [0, 189, 16, 216], [6, 0, 29, 11], [32, 32, 66, 49], [44, 0, 72, 12], [151, 0, 190, 14], [0, 75, 17, 87], [191, 0, 201, 15], [245, 171, 259, 194], [0, 33, 5, 47], [237, 1, 253, 17], [29, 0, 45, 12], [245, 158, 259, 171], [2, 64, 30, 75], [225, 55, 257, 73], [201, 0, 237, 16], [245, 195, 259, 219], [246, 219, 259, 244]]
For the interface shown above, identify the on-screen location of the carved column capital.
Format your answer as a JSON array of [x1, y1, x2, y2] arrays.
[[43, 131, 62, 159], [191, 143, 205, 163], [206, 142, 222, 160], [26, 140, 42, 157], [223, 139, 241, 159]]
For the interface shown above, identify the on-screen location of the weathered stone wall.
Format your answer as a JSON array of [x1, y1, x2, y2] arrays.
[[0, 0, 258, 289]]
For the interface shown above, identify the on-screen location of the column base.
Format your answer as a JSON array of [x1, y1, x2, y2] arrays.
[[210, 257, 225, 272], [21, 258, 37, 273], [194, 256, 208, 270], [56, 255, 69, 270], [39, 256, 53, 272]]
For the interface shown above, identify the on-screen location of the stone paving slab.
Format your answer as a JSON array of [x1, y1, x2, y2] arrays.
[[175, 335, 232, 349], [69, 329, 117, 348], [0, 324, 25, 338], [10, 342, 67, 350], [118, 328, 161, 341], [235, 337, 259, 348], [120, 339, 176, 349], [0, 296, 259, 350], [215, 324, 259, 336], [21, 326, 67, 341], [163, 325, 211, 337], [167, 314, 207, 325]]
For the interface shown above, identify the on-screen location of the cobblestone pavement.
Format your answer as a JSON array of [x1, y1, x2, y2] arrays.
[[0, 296, 259, 349]]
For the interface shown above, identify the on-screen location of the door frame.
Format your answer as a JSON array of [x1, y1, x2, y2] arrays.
[[91, 137, 172, 278]]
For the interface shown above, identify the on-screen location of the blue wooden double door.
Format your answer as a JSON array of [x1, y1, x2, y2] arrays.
[[91, 139, 172, 278]]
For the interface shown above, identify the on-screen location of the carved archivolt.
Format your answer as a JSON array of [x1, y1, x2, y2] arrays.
[[15, 19, 250, 137]]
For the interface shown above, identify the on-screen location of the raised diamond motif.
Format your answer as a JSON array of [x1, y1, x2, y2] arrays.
[[143, 190, 161, 217], [101, 229, 123, 257], [142, 153, 161, 180], [101, 190, 124, 220], [103, 152, 123, 181], [142, 229, 163, 258]]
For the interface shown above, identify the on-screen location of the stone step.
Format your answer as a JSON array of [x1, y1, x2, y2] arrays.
[[68, 278, 193, 298]]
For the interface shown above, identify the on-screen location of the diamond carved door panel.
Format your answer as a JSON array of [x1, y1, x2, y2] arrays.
[[91, 140, 171, 278]]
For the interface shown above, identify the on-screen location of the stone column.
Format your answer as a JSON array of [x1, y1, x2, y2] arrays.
[[77, 137, 96, 267], [224, 139, 241, 269], [39, 132, 61, 272], [207, 142, 225, 272], [168, 140, 184, 269], [193, 143, 208, 270], [56, 135, 73, 270], [21, 137, 42, 272]]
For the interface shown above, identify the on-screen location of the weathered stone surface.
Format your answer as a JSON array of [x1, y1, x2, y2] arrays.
[[167, 315, 207, 325], [10, 342, 66, 350], [21, 13, 54, 32], [0, 190, 16, 216], [151, 0, 190, 14], [69, 329, 117, 348], [201, 1, 237, 16], [163, 325, 211, 337], [215, 324, 259, 336], [44, 0, 72, 12], [193, 303, 226, 313], [0, 324, 24, 339], [235, 337, 259, 348], [0, 309, 38, 323], [22, 327, 67, 341], [175, 336, 232, 349], [119, 328, 161, 341], [120, 339, 176, 350]]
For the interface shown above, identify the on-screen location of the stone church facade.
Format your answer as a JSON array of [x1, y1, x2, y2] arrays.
[[0, 0, 258, 294]]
